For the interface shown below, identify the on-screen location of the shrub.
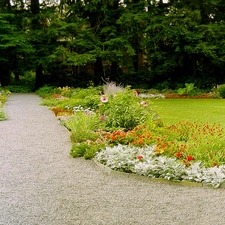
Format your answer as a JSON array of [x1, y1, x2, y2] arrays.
[[71, 87, 101, 99], [55, 86, 72, 97], [4, 85, 32, 93], [0, 109, 7, 121], [36, 86, 56, 98], [82, 95, 100, 110], [177, 83, 199, 96], [217, 84, 225, 98], [0, 95, 7, 103], [70, 142, 106, 159], [99, 90, 156, 131], [65, 111, 100, 143]]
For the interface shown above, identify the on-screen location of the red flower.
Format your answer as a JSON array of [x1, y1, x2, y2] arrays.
[[111, 136, 116, 141], [137, 155, 143, 160], [186, 155, 194, 161], [213, 162, 217, 167], [174, 152, 182, 158]]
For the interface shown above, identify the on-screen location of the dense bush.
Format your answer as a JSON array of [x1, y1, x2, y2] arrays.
[[99, 90, 156, 131], [217, 84, 225, 98]]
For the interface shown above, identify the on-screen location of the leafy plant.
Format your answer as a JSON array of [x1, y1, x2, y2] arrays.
[[217, 84, 225, 98], [99, 90, 156, 131], [0, 109, 7, 121], [0, 94, 7, 103], [71, 87, 101, 99], [0, 89, 10, 121], [4, 85, 32, 93], [55, 86, 72, 97], [65, 111, 100, 143], [177, 83, 199, 96], [70, 142, 106, 159], [35, 86, 56, 98]]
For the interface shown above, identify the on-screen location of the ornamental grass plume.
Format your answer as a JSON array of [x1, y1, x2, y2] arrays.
[[103, 81, 125, 97]]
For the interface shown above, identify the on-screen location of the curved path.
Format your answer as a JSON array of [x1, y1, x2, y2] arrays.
[[0, 93, 225, 225]]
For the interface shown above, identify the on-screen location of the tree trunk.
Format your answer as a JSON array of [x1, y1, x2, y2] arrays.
[[110, 61, 118, 81], [35, 65, 43, 89], [94, 57, 104, 85], [31, 0, 44, 89]]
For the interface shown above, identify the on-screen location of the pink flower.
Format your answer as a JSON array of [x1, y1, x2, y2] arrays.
[[100, 95, 108, 103], [100, 115, 106, 121], [134, 90, 140, 97], [140, 101, 148, 107]]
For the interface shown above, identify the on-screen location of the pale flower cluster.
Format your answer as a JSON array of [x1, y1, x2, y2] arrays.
[[95, 144, 225, 188]]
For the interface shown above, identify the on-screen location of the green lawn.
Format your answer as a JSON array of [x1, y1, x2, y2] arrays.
[[152, 99, 225, 128]]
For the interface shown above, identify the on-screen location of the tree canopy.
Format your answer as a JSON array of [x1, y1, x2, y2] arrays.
[[0, 0, 225, 89]]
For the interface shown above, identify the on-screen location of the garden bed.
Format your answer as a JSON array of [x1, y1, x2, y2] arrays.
[[0, 89, 10, 121], [36, 84, 225, 188]]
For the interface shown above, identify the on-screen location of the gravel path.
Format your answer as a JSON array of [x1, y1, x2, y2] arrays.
[[0, 93, 225, 225]]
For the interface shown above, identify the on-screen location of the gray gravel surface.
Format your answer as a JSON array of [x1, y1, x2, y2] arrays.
[[0, 93, 225, 225]]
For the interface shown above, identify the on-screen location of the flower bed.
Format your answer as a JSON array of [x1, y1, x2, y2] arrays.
[[0, 89, 10, 121], [95, 145, 225, 188], [164, 92, 220, 99], [36, 84, 225, 188]]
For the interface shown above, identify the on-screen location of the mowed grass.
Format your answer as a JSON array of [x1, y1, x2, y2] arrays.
[[152, 99, 225, 128]]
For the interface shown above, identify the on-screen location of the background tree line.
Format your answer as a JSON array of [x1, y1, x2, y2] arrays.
[[1, 0, 225, 90]]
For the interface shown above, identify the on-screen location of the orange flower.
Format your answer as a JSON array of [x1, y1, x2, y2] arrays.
[[111, 136, 116, 141]]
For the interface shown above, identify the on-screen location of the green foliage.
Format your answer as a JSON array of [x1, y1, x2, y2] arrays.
[[0, 109, 7, 121], [154, 121, 225, 168], [0, 94, 7, 103], [71, 87, 101, 99], [82, 95, 100, 110], [54, 86, 72, 97], [99, 90, 156, 131], [2, 0, 225, 88], [177, 83, 199, 96], [65, 112, 100, 143], [217, 84, 225, 98], [70, 142, 106, 159], [35, 86, 56, 98], [4, 85, 32, 93], [0, 88, 9, 121]]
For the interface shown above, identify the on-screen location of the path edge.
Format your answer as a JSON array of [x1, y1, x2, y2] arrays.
[[93, 159, 225, 189]]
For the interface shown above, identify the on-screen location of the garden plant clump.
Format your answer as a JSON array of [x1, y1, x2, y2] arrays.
[[0, 88, 10, 121], [36, 83, 225, 188]]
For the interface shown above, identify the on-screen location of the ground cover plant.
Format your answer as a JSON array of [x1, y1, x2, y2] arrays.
[[36, 84, 225, 188], [0, 88, 10, 121]]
